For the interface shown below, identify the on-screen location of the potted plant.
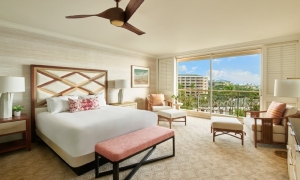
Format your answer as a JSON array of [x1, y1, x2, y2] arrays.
[[171, 95, 179, 104], [250, 103, 260, 117], [12, 105, 24, 116]]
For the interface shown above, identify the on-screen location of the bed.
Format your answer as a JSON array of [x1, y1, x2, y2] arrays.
[[30, 65, 157, 175]]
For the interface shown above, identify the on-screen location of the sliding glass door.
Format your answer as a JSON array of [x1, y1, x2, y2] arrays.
[[177, 50, 261, 118]]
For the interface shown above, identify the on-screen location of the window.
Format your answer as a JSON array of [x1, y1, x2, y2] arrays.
[[176, 49, 261, 118]]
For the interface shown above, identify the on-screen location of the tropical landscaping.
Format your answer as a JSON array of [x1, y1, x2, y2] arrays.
[[175, 83, 260, 117]]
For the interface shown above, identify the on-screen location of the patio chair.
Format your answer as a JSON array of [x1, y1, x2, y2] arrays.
[[243, 101, 298, 147], [145, 94, 172, 112]]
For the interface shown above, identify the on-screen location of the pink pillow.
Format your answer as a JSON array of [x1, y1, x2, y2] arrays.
[[68, 97, 100, 113], [265, 101, 286, 125]]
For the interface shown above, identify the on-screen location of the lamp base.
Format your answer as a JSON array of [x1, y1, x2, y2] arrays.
[[118, 89, 124, 104], [0, 92, 14, 118]]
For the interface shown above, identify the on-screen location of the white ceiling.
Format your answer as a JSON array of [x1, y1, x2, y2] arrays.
[[1, 0, 300, 57]]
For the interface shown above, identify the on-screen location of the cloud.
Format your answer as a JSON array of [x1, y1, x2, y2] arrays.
[[206, 69, 260, 85], [213, 59, 222, 64], [191, 66, 197, 71], [178, 65, 188, 72], [178, 65, 198, 73]]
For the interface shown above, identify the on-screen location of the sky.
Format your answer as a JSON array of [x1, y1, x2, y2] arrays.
[[178, 54, 261, 85]]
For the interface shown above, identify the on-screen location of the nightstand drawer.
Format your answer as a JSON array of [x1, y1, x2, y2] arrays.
[[0, 120, 26, 135], [121, 104, 137, 108], [110, 102, 137, 109]]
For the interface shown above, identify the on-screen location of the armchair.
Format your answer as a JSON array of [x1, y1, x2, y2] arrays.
[[243, 102, 298, 147], [145, 94, 172, 112]]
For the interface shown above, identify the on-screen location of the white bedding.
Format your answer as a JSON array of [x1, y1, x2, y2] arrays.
[[36, 105, 157, 157]]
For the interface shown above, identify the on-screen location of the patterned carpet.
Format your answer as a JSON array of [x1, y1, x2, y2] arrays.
[[0, 116, 288, 180]]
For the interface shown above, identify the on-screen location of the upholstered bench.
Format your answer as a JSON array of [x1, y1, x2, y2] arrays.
[[211, 117, 244, 145], [157, 109, 187, 129], [95, 126, 175, 180]]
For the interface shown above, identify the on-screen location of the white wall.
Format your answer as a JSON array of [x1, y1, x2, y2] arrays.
[[0, 26, 157, 115]]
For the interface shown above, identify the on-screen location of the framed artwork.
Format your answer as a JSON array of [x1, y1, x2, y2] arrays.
[[131, 65, 150, 87]]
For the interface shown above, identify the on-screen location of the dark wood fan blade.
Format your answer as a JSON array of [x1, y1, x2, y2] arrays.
[[124, 0, 144, 22], [66, 8, 118, 20], [98, 8, 119, 20], [121, 22, 145, 35], [66, 14, 98, 19]]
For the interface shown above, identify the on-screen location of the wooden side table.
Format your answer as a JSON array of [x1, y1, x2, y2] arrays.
[[174, 103, 183, 110], [109, 102, 137, 109], [0, 114, 31, 153]]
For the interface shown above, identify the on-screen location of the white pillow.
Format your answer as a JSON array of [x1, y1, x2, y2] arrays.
[[78, 93, 106, 107], [46, 96, 78, 113]]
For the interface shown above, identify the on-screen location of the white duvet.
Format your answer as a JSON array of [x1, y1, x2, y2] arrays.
[[36, 105, 157, 157]]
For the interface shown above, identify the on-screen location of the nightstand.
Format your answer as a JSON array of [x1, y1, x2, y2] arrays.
[[109, 102, 137, 109], [0, 114, 31, 153]]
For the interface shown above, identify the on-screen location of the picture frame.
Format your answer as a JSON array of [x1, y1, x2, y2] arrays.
[[131, 65, 150, 88]]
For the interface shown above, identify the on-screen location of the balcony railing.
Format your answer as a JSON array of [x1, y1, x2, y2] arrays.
[[176, 89, 260, 117]]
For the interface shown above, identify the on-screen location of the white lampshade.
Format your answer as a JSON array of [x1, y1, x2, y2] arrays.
[[274, 79, 300, 97], [0, 76, 25, 118], [115, 79, 129, 89], [0, 76, 25, 93]]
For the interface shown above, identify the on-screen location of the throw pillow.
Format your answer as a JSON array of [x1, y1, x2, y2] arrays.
[[69, 97, 100, 113], [150, 94, 165, 106], [265, 101, 286, 125], [78, 92, 106, 107]]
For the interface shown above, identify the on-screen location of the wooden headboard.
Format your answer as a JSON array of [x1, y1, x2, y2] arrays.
[[30, 65, 108, 140]]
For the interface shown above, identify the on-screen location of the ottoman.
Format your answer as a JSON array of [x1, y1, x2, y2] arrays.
[[157, 109, 187, 129], [211, 117, 244, 145]]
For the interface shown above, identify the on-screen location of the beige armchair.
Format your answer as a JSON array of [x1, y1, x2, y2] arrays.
[[243, 103, 298, 147], [145, 94, 172, 112]]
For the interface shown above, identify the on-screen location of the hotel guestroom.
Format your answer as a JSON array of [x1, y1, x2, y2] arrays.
[[0, 0, 300, 180]]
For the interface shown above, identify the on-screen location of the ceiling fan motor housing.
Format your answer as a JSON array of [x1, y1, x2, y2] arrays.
[[109, 7, 124, 26]]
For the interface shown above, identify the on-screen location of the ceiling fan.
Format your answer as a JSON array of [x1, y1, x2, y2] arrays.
[[66, 0, 145, 35]]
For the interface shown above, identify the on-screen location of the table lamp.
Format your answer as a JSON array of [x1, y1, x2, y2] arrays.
[[115, 79, 129, 104], [273, 78, 300, 158], [0, 76, 25, 118], [274, 79, 300, 99]]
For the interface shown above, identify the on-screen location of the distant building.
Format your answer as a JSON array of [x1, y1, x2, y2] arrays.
[[178, 74, 208, 94], [210, 79, 231, 87]]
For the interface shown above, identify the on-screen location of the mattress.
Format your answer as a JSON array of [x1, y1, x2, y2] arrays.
[[36, 105, 157, 158]]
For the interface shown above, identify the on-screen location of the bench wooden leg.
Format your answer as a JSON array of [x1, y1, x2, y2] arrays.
[[169, 120, 172, 129]]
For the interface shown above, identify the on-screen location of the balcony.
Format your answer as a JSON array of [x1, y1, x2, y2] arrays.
[[176, 89, 260, 117]]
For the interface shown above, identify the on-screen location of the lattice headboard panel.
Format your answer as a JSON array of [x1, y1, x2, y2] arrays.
[[30, 65, 108, 139]]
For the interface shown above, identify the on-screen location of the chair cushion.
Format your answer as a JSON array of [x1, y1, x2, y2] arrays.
[[211, 117, 243, 131], [244, 117, 261, 131], [152, 106, 172, 112], [157, 109, 187, 118], [281, 105, 298, 126], [150, 94, 165, 106], [265, 101, 286, 125], [243, 117, 285, 134]]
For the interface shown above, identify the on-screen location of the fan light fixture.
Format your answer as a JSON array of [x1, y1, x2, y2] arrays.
[[110, 20, 124, 27]]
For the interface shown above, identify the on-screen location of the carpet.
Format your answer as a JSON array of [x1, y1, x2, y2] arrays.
[[0, 116, 289, 180]]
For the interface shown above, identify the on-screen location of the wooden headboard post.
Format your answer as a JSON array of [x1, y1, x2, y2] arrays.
[[30, 65, 108, 141]]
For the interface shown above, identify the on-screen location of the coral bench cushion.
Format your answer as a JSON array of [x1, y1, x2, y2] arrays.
[[95, 126, 174, 162]]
